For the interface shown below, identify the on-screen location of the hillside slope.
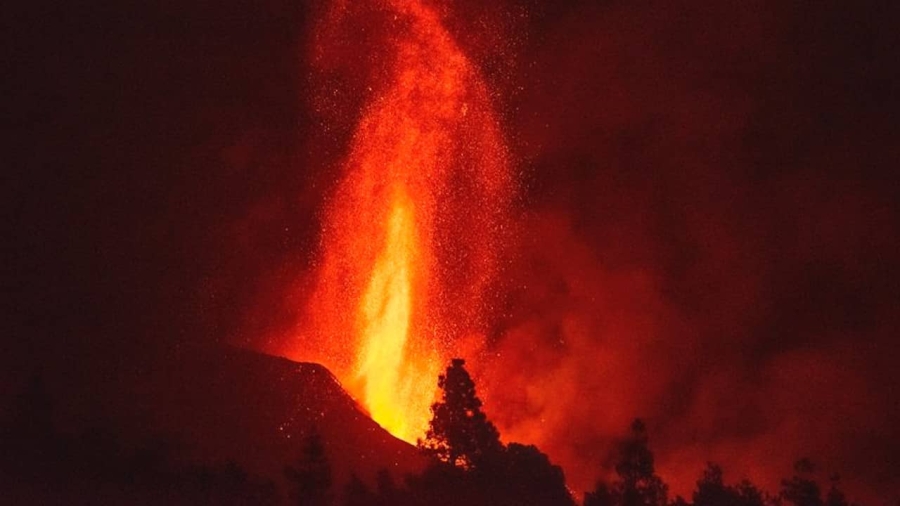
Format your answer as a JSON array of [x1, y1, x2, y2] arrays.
[[4, 343, 427, 494]]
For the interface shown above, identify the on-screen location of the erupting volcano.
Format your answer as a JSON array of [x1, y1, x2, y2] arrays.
[[296, 0, 512, 442], [6, 0, 900, 503]]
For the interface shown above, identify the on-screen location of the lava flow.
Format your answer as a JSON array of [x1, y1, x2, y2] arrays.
[[298, 0, 512, 442]]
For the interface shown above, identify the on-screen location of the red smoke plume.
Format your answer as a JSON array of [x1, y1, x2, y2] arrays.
[[240, 1, 900, 504]]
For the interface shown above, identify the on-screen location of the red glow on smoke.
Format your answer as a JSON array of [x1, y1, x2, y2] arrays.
[[286, 0, 511, 443]]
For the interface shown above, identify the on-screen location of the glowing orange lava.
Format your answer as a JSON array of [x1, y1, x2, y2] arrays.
[[298, 0, 512, 442]]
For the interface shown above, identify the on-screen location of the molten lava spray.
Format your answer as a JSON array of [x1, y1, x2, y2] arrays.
[[300, 0, 512, 442]]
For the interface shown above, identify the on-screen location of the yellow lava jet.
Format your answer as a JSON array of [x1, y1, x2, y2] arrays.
[[298, 0, 512, 442]]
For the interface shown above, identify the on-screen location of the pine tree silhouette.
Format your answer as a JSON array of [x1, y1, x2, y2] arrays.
[[418, 358, 502, 470], [285, 431, 332, 506], [586, 419, 667, 506]]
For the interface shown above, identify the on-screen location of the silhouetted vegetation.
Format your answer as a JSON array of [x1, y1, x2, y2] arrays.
[[342, 473, 371, 506], [824, 475, 851, 506], [580, 421, 862, 506], [285, 430, 333, 506], [691, 463, 769, 506], [780, 459, 854, 506], [586, 419, 668, 506], [0, 374, 279, 505], [0, 366, 881, 506], [419, 358, 503, 469], [405, 358, 575, 505]]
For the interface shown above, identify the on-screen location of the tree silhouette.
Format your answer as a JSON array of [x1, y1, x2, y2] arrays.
[[734, 480, 768, 506], [694, 463, 734, 506], [585, 419, 667, 506], [412, 359, 575, 505], [285, 431, 332, 506], [343, 473, 371, 506], [587, 482, 617, 506], [374, 469, 400, 506], [694, 463, 766, 506], [492, 442, 575, 506], [825, 475, 849, 506], [781, 459, 823, 506], [418, 358, 502, 470]]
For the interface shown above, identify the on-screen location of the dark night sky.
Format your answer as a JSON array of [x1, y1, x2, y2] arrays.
[[4, 0, 899, 503]]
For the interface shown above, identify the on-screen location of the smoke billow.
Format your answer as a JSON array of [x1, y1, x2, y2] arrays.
[[460, 1, 899, 502], [224, 0, 898, 503]]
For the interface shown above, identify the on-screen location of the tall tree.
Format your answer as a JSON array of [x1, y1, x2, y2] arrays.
[[694, 463, 765, 506], [495, 443, 576, 506], [616, 419, 668, 506], [694, 463, 733, 506], [373, 469, 401, 506], [824, 475, 849, 506], [418, 358, 502, 470], [586, 419, 668, 506], [414, 359, 574, 505], [586, 482, 616, 506], [285, 431, 332, 506], [781, 459, 823, 506], [343, 473, 371, 506]]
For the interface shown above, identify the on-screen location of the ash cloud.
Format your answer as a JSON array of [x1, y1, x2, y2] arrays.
[[107, 1, 900, 503], [7, 0, 896, 504], [229, 1, 899, 502], [470, 0, 899, 503]]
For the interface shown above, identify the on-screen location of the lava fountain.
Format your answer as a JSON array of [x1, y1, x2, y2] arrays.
[[298, 0, 513, 442]]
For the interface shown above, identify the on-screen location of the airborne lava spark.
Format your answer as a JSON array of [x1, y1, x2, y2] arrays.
[[300, 0, 512, 442]]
